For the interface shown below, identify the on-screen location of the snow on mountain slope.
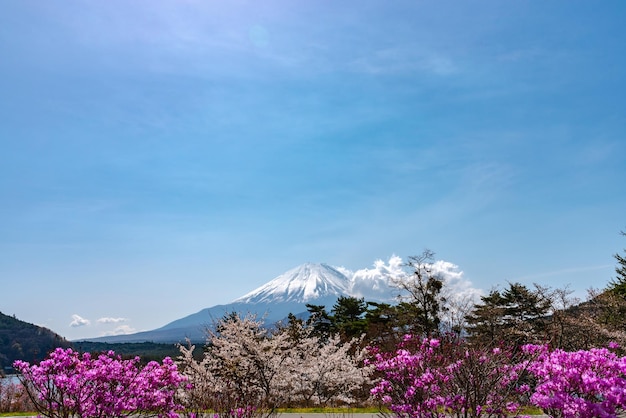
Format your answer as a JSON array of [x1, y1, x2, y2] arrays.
[[233, 262, 350, 304]]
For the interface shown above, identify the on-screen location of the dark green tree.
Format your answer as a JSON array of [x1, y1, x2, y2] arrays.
[[608, 230, 626, 297], [465, 290, 506, 346], [331, 296, 368, 339], [305, 304, 332, 341], [501, 282, 551, 342], [466, 283, 551, 347], [364, 302, 400, 350]]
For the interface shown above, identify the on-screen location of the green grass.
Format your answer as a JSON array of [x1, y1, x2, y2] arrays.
[[518, 405, 545, 415]]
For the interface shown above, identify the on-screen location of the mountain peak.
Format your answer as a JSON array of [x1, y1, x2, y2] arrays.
[[233, 262, 350, 304]]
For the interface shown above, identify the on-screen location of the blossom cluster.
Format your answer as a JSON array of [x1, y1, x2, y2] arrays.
[[368, 335, 531, 418], [370, 335, 626, 418], [523, 343, 626, 418], [13, 347, 186, 418]]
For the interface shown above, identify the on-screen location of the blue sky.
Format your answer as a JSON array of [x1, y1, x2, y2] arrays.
[[1, 1, 625, 340]]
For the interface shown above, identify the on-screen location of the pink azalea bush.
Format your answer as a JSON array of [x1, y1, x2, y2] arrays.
[[368, 335, 532, 418], [371, 336, 626, 418], [13, 347, 186, 418], [523, 343, 626, 418]]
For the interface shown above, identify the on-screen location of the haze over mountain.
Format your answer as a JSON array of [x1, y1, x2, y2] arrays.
[[81, 257, 479, 343]]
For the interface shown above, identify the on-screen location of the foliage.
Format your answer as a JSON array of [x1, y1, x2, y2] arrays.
[[608, 230, 626, 298], [331, 296, 368, 339], [306, 297, 369, 342], [391, 250, 446, 337], [13, 347, 186, 418], [465, 283, 551, 348], [305, 304, 333, 341]]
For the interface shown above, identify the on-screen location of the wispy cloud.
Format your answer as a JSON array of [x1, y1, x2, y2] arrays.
[[512, 264, 614, 282], [97, 317, 127, 324], [347, 46, 459, 76], [102, 325, 136, 336], [70, 314, 90, 327]]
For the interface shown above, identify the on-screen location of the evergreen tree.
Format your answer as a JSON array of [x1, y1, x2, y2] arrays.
[[305, 304, 332, 341], [466, 283, 551, 347], [331, 296, 367, 339], [465, 290, 506, 346], [364, 302, 401, 350], [608, 230, 626, 297]]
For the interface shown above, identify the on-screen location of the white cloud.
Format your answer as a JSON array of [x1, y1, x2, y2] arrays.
[[70, 314, 90, 327], [341, 256, 483, 309], [97, 317, 127, 324], [344, 255, 406, 302], [422, 260, 483, 330], [102, 325, 137, 336], [429, 260, 483, 302]]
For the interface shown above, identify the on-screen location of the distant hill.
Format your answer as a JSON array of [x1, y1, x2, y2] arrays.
[[0, 311, 71, 374], [71, 341, 186, 363]]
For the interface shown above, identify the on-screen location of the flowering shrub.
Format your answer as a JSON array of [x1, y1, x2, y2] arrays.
[[524, 343, 626, 418], [368, 335, 532, 418], [13, 347, 186, 418]]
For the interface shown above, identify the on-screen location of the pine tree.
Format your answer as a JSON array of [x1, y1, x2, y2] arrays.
[[331, 296, 367, 339], [608, 230, 626, 297], [465, 289, 506, 346], [466, 283, 551, 347]]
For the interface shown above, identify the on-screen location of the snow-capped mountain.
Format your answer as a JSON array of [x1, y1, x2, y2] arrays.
[[234, 262, 350, 304], [82, 262, 356, 343], [79, 257, 481, 344]]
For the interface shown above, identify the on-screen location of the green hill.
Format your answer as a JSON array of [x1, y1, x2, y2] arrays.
[[0, 311, 71, 374], [0, 312, 191, 374]]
